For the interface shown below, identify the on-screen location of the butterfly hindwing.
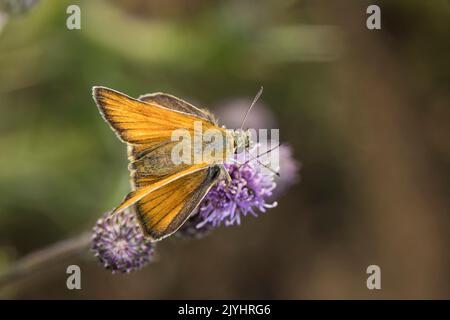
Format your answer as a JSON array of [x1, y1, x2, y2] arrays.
[[134, 165, 221, 241], [127, 141, 191, 188], [138, 92, 216, 123], [110, 163, 211, 217]]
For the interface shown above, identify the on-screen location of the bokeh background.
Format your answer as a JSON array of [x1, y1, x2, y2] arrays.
[[0, 0, 449, 299]]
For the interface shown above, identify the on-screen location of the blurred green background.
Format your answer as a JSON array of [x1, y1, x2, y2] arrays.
[[0, 0, 449, 299]]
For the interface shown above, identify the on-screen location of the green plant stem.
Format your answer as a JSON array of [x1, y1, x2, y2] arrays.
[[0, 231, 91, 290]]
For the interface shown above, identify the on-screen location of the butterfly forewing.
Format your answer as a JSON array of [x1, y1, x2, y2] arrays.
[[93, 86, 218, 145]]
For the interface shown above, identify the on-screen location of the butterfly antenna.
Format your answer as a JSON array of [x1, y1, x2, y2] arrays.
[[240, 86, 263, 130], [256, 158, 280, 177], [243, 143, 281, 176], [244, 143, 281, 164]]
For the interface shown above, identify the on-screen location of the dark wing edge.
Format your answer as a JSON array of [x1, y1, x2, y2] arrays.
[[135, 165, 221, 241]]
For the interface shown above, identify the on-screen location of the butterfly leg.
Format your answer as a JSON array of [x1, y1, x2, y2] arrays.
[[219, 164, 232, 183]]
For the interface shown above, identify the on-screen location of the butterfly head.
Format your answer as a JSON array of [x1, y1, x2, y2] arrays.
[[232, 129, 252, 154]]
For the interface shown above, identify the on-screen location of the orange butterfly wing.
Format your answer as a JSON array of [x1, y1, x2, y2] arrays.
[[93, 86, 219, 145], [93, 87, 225, 240]]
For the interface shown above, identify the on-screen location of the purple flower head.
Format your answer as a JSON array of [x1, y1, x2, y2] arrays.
[[214, 98, 299, 198], [91, 209, 155, 273], [196, 146, 278, 228]]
